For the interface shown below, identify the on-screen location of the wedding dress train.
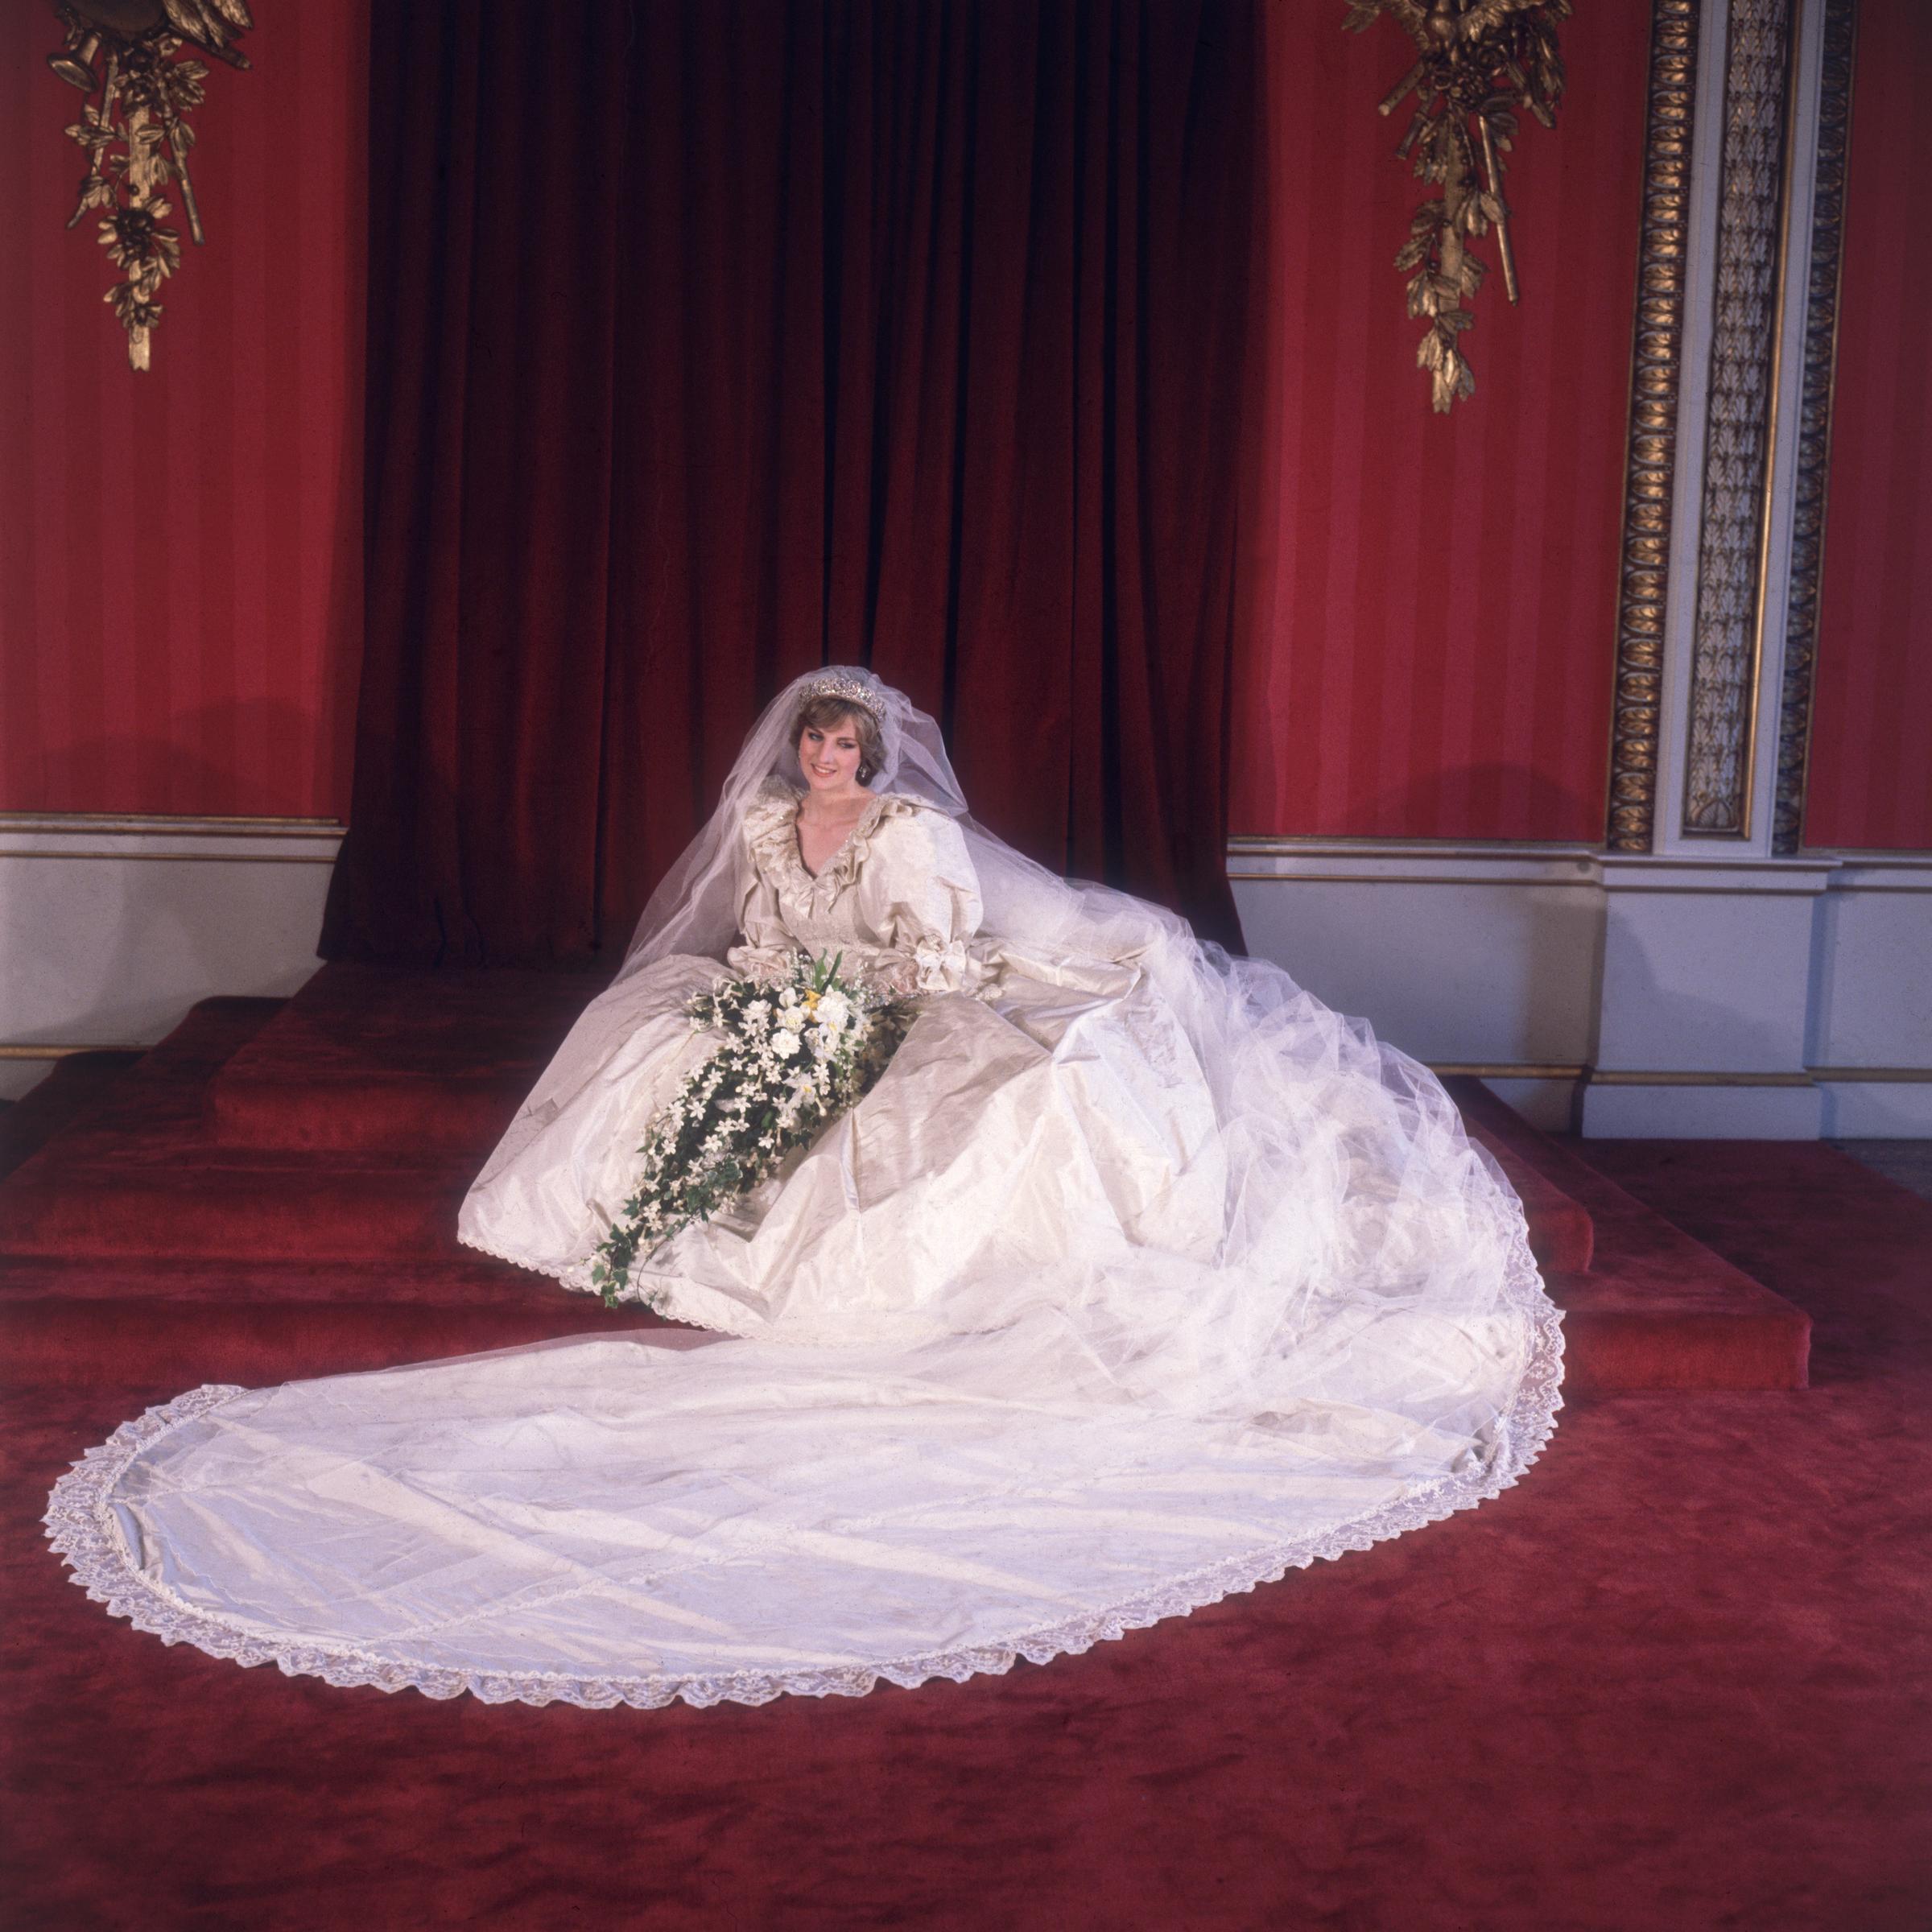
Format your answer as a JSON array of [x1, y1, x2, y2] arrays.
[[47, 671, 1562, 1709]]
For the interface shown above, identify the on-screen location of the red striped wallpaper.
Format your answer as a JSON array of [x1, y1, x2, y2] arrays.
[[0, 2, 366, 819], [1802, 0, 1932, 853], [1231, 2, 1652, 842]]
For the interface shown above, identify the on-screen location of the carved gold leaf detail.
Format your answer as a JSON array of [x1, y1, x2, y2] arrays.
[[1608, 0, 1699, 852], [46, 0, 253, 371], [1346, 0, 1571, 413]]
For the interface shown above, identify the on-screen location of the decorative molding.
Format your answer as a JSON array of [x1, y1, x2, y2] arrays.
[[0, 1042, 147, 1059], [1226, 871, 1598, 887], [1431, 1063, 1589, 1081], [1608, 0, 1700, 854], [0, 812, 341, 836], [1225, 839, 1599, 887], [1681, 0, 1797, 837], [1815, 852, 1932, 890], [1810, 1067, 1932, 1084], [1226, 835, 1587, 852], [0, 817, 345, 865], [1434, 1063, 1932, 1086], [0, 849, 338, 864], [1774, 0, 1858, 853], [1590, 1067, 1812, 1087]]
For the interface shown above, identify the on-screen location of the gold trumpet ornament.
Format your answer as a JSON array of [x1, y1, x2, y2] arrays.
[[45, 0, 254, 371], [1344, 0, 1571, 411]]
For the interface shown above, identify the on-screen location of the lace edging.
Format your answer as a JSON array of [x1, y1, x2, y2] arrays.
[[43, 1231, 1563, 1713], [453, 1223, 598, 1294]]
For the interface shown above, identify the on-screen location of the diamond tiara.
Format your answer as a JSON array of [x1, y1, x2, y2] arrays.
[[800, 673, 881, 721]]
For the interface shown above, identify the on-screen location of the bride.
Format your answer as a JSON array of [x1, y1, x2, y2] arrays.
[[48, 667, 1563, 1710]]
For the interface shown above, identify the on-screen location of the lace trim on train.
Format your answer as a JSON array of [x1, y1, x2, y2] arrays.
[[43, 1226, 1563, 1713]]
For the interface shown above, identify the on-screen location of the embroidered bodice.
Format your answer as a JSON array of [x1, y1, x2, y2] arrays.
[[730, 778, 986, 995]]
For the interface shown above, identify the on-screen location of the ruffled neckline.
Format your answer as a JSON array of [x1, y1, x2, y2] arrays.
[[744, 778, 913, 894]]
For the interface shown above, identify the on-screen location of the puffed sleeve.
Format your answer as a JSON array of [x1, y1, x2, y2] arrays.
[[854, 801, 985, 994]]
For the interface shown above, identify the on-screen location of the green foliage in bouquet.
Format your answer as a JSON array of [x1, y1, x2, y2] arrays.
[[590, 952, 915, 1307]]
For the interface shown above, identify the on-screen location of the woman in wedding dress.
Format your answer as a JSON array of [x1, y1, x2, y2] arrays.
[[47, 667, 1562, 1710]]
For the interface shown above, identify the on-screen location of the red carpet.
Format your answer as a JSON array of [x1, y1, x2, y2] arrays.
[[6, 979, 1923, 1929]]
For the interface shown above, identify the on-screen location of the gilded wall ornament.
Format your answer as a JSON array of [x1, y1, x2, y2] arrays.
[[1607, 0, 1700, 853], [1344, 0, 1571, 411], [1682, 0, 1794, 838], [45, 0, 254, 371]]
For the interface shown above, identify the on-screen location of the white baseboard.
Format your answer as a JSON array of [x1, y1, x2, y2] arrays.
[[1579, 1080, 1824, 1141], [1816, 1078, 1932, 1137], [0, 815, 342, 1097], [1231, 839, 1931, 1140], [2, 816, 1921, 1143]]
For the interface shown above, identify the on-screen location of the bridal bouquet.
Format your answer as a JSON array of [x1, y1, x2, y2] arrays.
[[590, 952, 915, 1306]]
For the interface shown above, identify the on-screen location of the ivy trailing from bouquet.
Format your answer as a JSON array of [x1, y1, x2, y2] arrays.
[[591, 953, 915, 1307]]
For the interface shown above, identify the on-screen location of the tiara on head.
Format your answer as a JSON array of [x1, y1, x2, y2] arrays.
[[800, 672, 881, 721]]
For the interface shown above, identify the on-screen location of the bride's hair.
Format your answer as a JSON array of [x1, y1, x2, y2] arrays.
[[791, 694, 884, 786]]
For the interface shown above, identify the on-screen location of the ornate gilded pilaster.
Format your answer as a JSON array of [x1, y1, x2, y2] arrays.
[[1681, 0, 1796, 837], [1607, 0, 1699, 853], [1773, 0, 1857, 853]]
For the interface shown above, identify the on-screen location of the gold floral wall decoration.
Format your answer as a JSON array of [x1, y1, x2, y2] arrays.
[[45, 0, 254, 371], [1344, 0, 1571, 411]]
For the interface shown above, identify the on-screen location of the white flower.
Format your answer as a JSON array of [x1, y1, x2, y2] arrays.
[[770, 1027, 800, 1059], [815, 991, 851, 1031]]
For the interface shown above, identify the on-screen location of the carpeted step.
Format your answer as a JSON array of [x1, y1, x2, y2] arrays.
[[0, 1155, 473, 1264], [0, 998, 283, 1184], [2, 1298, 629, 1390], [0, 1049, 144, 1183], [204, 961, 597, 1153], [1464, 1129, 1594, 1274], [1444, 1078, 1811, 1393], [1447, 1077, 1659, 1234]]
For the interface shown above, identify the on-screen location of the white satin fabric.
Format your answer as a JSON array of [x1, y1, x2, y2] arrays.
[[458, 779, 1217, 1348], [47, 762, 1563, 1711]]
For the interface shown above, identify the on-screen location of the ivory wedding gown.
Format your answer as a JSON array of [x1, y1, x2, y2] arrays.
[[47, 669, 1563, 1710]]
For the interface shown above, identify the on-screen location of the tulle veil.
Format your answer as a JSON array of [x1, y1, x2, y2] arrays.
[[617, 663, 1199, 995], [614, 663, 1561, 1426]]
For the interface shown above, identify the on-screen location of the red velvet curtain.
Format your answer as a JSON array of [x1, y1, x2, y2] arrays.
[[324, 0, 1257, 967]]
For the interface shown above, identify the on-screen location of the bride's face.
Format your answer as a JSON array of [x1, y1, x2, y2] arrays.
[[799, 716, 865, 795]]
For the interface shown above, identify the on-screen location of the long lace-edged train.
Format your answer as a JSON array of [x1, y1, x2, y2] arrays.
[[45, 1242, 1560, 1711]]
